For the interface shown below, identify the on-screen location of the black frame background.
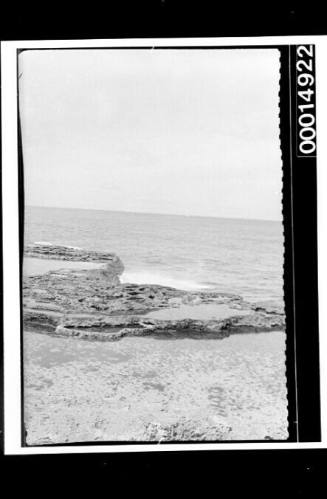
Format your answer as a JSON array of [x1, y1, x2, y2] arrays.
[[1, 2, 326, 495], [286, 45, 321, 442]]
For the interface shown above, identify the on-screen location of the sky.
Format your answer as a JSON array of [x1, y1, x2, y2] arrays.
[[19, 48, 282, 220]]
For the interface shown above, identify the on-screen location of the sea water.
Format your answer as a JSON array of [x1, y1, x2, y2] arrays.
[[23, 206, 287, 443], [24, 205, 284, 303]]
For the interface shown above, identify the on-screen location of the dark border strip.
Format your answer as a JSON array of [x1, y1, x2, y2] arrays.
[[279, 45, 298, 442], [289, 45, 321, 441], [16, 55, 25, 448], [0, 43, 4, 455], [2, 3, 327, 42], [18, 45, 287, 52]]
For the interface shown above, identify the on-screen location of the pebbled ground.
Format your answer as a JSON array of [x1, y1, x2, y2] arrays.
[[24, 330, 288, 445]]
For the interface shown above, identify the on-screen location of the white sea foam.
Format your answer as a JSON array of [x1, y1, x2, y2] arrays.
[[27, 207, 284, 302], [64, 245, 82, 250], [34, 241, 82, 250], [120, 271, 213, 291]]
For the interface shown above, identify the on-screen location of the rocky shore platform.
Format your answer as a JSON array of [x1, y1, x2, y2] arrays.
[[23, 243, 288, 444], [23, 243, 285, 341]]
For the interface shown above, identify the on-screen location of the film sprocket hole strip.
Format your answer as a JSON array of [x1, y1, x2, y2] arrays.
[[1, 37, 323, 453]]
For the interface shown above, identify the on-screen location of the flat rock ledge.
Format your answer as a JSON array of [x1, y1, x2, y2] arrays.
[[23, 243, 285, 341], [25, 242, 124, 268], [24, 310, 285, 342]]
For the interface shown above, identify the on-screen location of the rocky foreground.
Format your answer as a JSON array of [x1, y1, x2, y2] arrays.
[[24, 331, 288, 444], [23, 243, 285, 341], [23, 243, 288, 444]]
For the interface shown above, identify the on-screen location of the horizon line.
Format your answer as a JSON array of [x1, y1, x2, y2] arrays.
[[26, 204, 282, 223]]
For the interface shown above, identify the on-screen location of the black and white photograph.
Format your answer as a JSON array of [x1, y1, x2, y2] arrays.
[[18, 47, 288, 445], [2, 4, 327, 495], [1, 34, 325, 457]]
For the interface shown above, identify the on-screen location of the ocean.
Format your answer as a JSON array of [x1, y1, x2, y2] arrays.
[[23, 206, 288, 443], [24, 205, 284, 304]]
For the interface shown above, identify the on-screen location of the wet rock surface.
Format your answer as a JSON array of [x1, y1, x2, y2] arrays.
[[23, 243, 285, 341], [25, 243, 125, 266], [24, 331, 288, 443], [23, 244, 288, 443]]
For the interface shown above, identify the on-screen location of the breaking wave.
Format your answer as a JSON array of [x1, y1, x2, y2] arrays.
[[120, 271, 214, 291], [34, 241, 82, 250]]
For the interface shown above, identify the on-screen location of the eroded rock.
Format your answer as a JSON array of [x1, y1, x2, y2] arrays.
[[23, 243, 285, 341], [143, 418, 232, 441], [25, 243, 124, 266]]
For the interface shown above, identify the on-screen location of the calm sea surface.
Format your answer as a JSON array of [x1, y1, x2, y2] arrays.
[[24, 206, 284, 303]]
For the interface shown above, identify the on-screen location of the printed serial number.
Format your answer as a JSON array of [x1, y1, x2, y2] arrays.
[[296, 45, 316, 156]]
